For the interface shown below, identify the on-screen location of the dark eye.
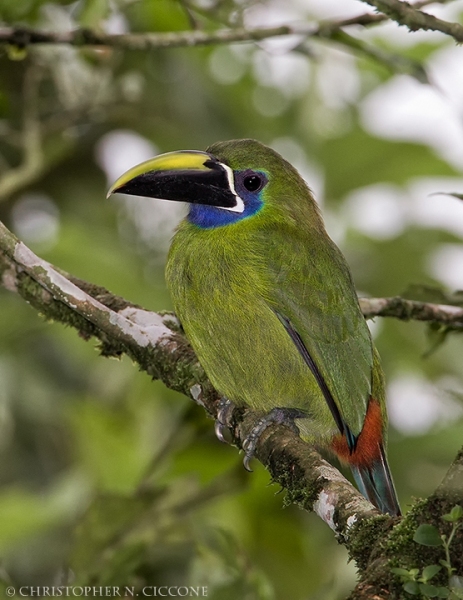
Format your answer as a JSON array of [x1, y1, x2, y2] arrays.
[[243, 174, 263, 192]]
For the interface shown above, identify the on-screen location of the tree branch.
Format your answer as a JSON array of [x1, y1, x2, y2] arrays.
[[360, 0, 463, 43], [317, 0, 454, 34], [0, 24, 301, 50], [0, 1, 454, 52], [359, 296, 463, 329]]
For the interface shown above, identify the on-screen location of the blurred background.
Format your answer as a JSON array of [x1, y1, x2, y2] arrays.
[[1, 0, 463, 598]]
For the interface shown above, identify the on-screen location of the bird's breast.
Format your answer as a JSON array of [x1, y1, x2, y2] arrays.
[[164, 224, 336, 438]]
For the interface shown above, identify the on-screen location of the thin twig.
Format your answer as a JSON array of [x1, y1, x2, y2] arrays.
[[359, 296, 463, 328], [360, 0, 463, 42], [319, 0, 455, 33]]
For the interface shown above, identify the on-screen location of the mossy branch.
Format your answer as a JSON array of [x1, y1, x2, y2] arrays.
[[1, 219, 463, 596], [349, 450, 463, 599]]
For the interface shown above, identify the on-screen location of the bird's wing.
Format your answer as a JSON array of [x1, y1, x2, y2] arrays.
[[265, 226, 374, 443]]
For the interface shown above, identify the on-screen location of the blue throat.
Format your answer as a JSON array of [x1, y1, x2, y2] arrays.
[[188, 193, 263, 229]]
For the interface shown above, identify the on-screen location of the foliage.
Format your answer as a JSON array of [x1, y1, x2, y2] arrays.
[[392, 505, 463, 598]]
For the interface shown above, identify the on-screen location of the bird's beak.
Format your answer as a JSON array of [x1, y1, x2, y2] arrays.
[[107, 150, 240, 210]]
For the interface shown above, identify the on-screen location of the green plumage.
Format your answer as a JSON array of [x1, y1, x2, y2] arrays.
[[166, 140, 376, 445]]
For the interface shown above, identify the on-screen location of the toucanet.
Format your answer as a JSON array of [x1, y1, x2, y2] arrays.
[[108, 139, 401, 517]]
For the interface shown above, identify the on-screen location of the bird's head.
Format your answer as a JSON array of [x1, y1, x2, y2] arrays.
[[107, 139, 315, 229]]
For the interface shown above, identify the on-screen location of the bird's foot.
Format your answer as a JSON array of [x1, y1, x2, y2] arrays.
[[214, 396, 235, 443], [242, 407, 306, 472]]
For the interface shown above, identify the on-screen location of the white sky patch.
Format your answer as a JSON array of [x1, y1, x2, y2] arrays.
[[427, 244, 463, 290], [40, 2, 75, 30], [360, 75, 463, 170], [12, 193, 60, 250], [303, 0, 365, 20], [429, 45, 463, 119], [95, 130, 186, 250], [366, 317, 383, 340], [252, 50, 311, 98], [96, 130, 158, 184], [323, 209, 347, 247], [103, 12, 128, 34], [407, 178, 463, 238], [316, 49, 360, 110], [340, 177, 463, 241], [270, 137, 348, 243], [244, 1, 306, 53], [388, 375, 463, 435], [343, 184, 407, 239], [270, 137, 324, 202]]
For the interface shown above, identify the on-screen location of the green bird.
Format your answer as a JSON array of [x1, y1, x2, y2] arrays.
[[108, 139, 401, 517]]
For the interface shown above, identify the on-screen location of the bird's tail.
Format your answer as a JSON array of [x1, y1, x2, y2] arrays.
[[350, 443, 401, 517]]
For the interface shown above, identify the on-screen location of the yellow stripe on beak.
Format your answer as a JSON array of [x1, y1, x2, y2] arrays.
[[106, 150, 212, 198]]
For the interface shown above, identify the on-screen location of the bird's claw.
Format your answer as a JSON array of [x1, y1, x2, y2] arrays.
[[214, 419, 226, 443], [214, 397, 235, 444], [242, 407, 305, 472]]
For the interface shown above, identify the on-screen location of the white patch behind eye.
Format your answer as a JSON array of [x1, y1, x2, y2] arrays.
[[221, 163, 245, 213]]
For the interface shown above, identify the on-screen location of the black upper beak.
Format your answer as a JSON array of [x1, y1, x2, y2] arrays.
[[107, 150, 238, 209]]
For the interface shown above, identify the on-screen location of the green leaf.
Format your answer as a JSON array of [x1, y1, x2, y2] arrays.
[[392, 567, 413, 579], [449, 587, 463, 600], [450, 505, 463, 520], [404, 581, 421, 595], [414, 524, 443, 547], [442, 506, 463, 523], [422, 565, 442, 582], [437, 588, 450, 598], [450, 577, 463, 590], [6, 45, 27, 61], [440, 560, 452, 569], [420, 583, 439, 597]]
